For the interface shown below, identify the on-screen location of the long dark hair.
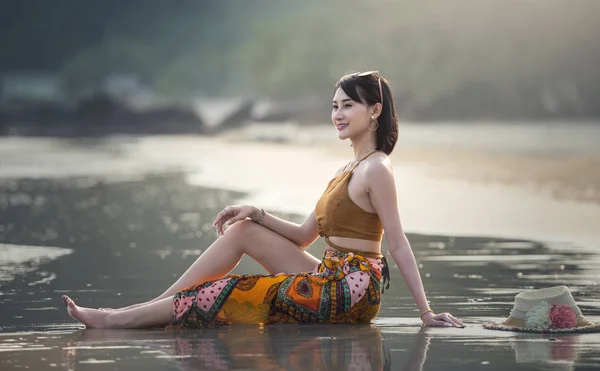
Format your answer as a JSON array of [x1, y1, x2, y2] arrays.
[[335, 72, 399, 155]]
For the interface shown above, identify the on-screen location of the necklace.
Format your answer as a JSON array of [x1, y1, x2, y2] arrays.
[[353, 146, 376, 162], [343, 146, 376, 172]]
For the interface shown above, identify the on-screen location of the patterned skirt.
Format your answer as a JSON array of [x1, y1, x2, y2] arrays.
[[167, 250, 389, 329]]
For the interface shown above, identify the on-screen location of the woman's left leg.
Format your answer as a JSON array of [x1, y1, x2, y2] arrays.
[[104, 220, 320, 312], [63, 295, 172, 329]]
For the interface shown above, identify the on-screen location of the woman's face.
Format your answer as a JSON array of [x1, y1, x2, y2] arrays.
[[331, 88, 372, 141]]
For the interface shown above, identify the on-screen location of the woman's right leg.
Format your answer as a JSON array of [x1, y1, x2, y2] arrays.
[[109, 220, 320, 311], [64, 295, 173, 329]]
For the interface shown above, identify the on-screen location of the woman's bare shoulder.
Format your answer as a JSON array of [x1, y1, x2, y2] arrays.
[[364, 152, 394, 179], [367, 151, 392, 169]]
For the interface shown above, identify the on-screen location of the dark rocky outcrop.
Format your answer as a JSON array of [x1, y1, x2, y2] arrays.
[[0, 93, 259, 137]]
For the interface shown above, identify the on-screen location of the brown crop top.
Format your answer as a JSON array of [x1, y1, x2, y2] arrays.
[[314, 150, 384, 247]]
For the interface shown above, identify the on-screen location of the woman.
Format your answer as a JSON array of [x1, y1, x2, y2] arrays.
[[62, 71, 463, 329]]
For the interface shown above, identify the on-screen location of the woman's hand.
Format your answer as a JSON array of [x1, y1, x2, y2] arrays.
[[421, 311, 464, 328], [212, 205, 260, 235]]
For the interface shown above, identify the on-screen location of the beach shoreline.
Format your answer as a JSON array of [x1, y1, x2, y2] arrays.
[[1, 121, 599, 249]]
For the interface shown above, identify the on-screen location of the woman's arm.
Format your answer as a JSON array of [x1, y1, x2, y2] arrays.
[[366, 159, 463, 327], [214, 166, 345, 248], [254, 208, 320, 248], [366, 161, 429, 312], [213, 206, 319, 248]]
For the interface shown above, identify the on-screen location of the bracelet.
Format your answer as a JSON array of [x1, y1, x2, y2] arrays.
[[419, 309, 434, 321], [252, 208, 265, 224]]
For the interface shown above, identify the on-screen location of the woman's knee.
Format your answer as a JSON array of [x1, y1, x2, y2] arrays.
[[224, 219, 261, 246]]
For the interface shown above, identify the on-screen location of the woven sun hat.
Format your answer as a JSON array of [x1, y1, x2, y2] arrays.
[[483, 285, 600, 333]]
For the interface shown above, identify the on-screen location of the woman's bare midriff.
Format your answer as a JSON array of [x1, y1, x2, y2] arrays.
[[326, 236, 381, 255]]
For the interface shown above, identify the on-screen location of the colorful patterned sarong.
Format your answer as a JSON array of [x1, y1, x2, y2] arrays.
[[167, 250, 387, 329]]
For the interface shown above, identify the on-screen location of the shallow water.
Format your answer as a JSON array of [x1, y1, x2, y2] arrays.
[[0, 138, 599, 370]]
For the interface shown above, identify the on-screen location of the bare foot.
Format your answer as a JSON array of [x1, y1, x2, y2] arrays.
[[62, 295, 113, 329]]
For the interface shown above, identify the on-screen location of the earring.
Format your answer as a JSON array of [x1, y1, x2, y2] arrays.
[[368, 119, 379, 131]]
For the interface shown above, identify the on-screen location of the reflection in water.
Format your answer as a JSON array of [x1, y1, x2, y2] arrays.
[[183, 326, 384, 371], [510, 335, 580, 371], [2, 326, 590, 371], [66, 325, 392, 371], [57, 325, 452, 371], [395, 329, 430, 371]]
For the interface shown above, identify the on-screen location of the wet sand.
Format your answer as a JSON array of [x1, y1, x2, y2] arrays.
[[1, 122, 600, 370]]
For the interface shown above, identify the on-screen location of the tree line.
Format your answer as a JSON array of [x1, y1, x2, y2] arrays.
[[2, 0, 599, 120]]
